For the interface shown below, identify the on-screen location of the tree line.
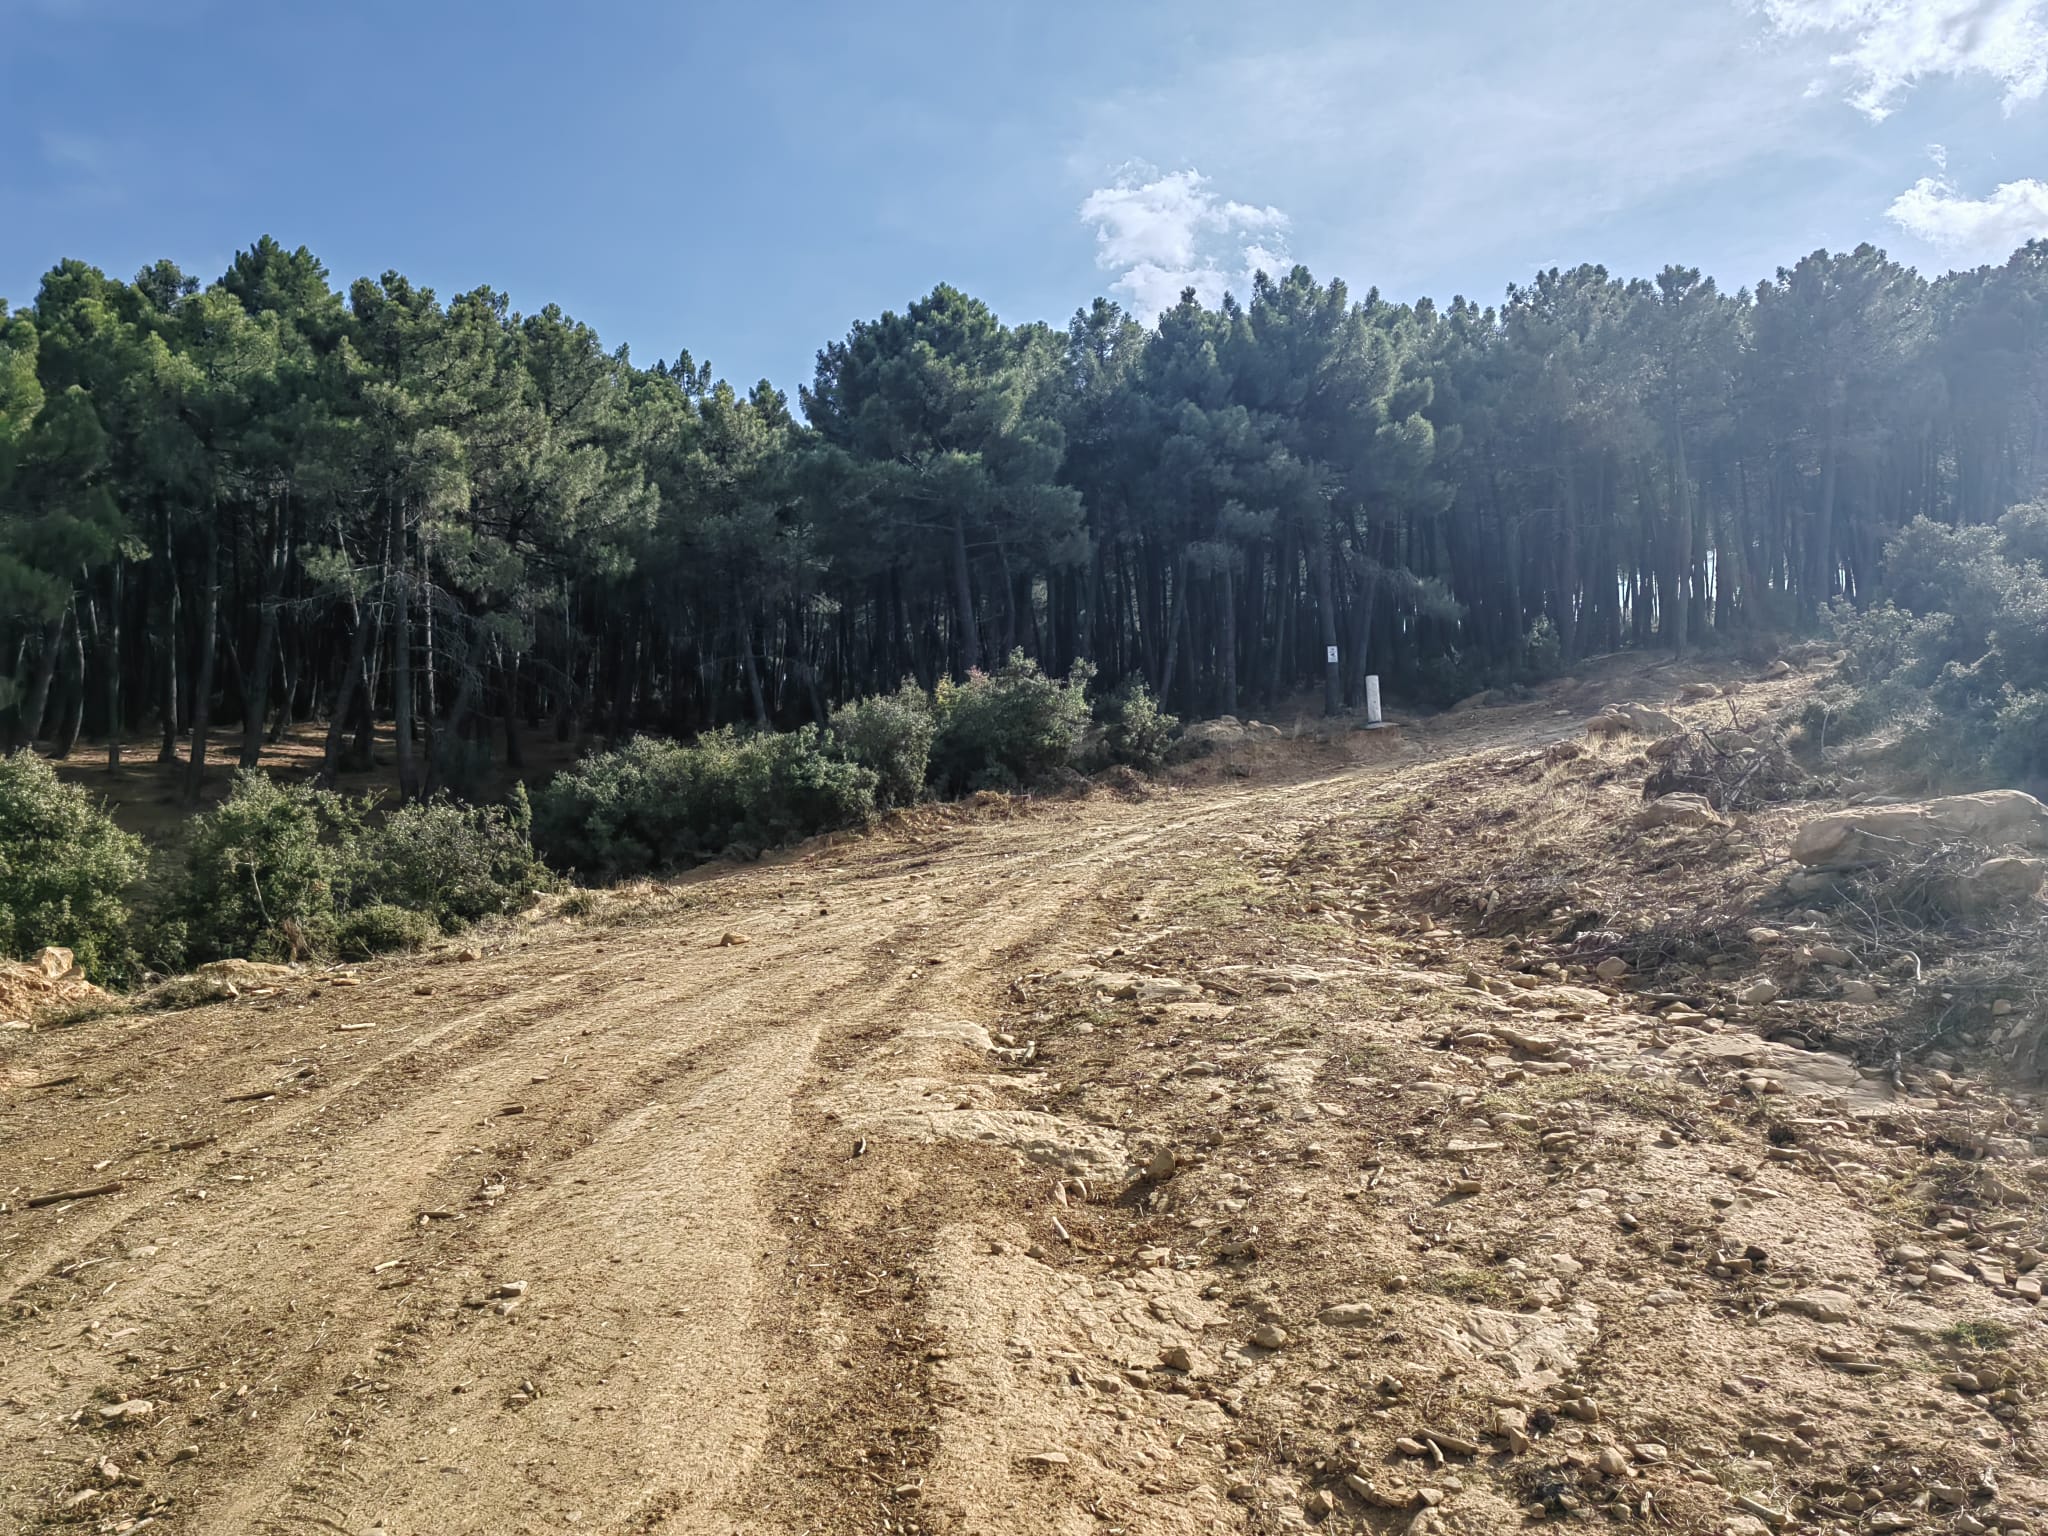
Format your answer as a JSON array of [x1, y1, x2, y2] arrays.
[[3, 235, 2046, 802]]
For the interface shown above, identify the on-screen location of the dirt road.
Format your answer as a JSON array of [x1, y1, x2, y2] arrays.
[[0, 714, 1474, 1535], [7, 682, 2046, 1536]]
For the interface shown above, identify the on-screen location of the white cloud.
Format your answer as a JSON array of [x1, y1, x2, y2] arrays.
[[1887, 174, 2048, 258], [1755, 0, 2048, 118], [1078, 168, 1290, 321]]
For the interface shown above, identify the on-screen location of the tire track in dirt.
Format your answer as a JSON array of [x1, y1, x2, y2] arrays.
[[1, 709, 1569, 1533]]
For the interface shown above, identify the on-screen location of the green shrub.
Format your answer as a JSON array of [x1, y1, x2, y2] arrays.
[[1991, 690, 2048, 785], [167, 771, 364, 965], [534, 736, 699, 877], [1826, 599, 1952, 687], [333, 903, 440, 959], [1093, 678, 1178, 771], [535, 727, 877, 878], [927, 651, 1094, 795], [0, 752, 144, 981], [1512, 616, 1566, 685], [355, 786, 548, 930], [1815, 508, 2048, 789], [729, 724, 879, 847], [830, 680, 935, 808]]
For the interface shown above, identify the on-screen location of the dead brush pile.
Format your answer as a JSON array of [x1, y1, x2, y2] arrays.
[[1776, 841, 2048, 1068], [1410, 735, 1767, 944], [1640, 721, 1820, 811]]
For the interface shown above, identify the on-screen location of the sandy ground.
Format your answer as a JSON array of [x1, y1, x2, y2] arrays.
[[5, 663, 2046, 1536]]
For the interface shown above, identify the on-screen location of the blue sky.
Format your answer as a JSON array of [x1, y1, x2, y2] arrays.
[[4, 0, 2045, 394]]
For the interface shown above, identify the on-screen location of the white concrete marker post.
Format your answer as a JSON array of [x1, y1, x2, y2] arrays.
[[1365, 674, 1384, 727]]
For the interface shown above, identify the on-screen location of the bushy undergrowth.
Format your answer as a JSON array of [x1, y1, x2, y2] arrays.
[[156, 774, 364, 965], [333, 903, 440, 959], [149, 773, 548, 970], [533, 726, 877, 878], [0, 752, 145, 982], [537, 654, 1156, 879], [1092, 678, 1178, 771], [357, 786, 549, 930], [1797, 505, 2048, 786], [927, 651, 1094, 795], [4, 654, 1186, 987], [830, 681, 935, 809]]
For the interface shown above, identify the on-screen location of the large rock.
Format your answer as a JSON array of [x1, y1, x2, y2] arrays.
[[1166, 715, 1284, 763], [1635, 793, 1728, 832], [1790, 791, 2048, 868], [1940, 856, 2048, 915], [1583, 702, 1682, 738], [193, 958, 299, 985], [0, 952, 107, 1024]]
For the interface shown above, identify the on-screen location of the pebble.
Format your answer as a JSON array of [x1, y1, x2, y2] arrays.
[[97, 1400, 153, 1425], [1318, 1301, 1376, 1327], [1147, 1148, 1178, 1182], [1733, 1494, 1790, 1527], [1492, 1407, 1531, 1453], [1250, 1322, 1287, 1350]]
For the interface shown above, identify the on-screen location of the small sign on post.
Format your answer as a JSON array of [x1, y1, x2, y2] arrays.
[[1365, 674, 1384, 727], [1326, 645, 1338, 665]]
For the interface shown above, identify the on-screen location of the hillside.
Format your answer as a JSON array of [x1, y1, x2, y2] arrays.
[[3, 658, 2046, 1536]]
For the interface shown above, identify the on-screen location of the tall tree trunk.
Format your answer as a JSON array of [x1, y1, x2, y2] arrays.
[[183, 518, 221, 806], [1158, 549, 1192, 706], [319, 595, 375, 787], [1218, 564, 1238, 717], [1265, 531, 1295, 706], [1313, 523, 1341, 716], [20, 614, 64, 746], [1669, 404, 1695, 655], [105, 559, 124, 771], [54, 613, 86, 758], [427, 639, 481, 796], [269, 629, 296, 743], [1806, 397, 1844, 625], [1556, 460, 1582, 664], [157, 509, 180, 764], [950, 507, 980, 675], [736, 594, 769, 726], [503, 650, 526, 770], [240, 502, 286, 768], [390, 503, 420, 803]]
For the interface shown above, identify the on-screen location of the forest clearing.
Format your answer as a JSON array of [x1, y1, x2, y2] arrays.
[[9, 7, 2048, 1533], [5, 656, 2048, 1536]]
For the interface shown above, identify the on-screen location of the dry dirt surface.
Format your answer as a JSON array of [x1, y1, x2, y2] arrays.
[[5, 664, 2047, 1536]]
